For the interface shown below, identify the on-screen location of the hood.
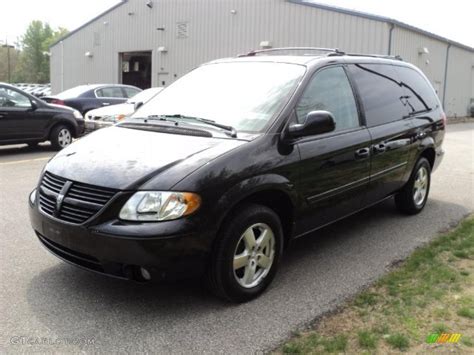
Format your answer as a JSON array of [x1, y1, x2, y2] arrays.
[[87, 103, 133, 119], [45, 126, 247, 190]]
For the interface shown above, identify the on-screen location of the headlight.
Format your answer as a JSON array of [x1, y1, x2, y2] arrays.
[[29, 189, 37, 205], [73, 110, 83, 119], [119, 191, 201, 222]]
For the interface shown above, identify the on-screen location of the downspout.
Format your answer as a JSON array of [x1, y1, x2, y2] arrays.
[[387, 22, 395, 55], [60, 40, 64, 92], [442, 43, 451, 109]]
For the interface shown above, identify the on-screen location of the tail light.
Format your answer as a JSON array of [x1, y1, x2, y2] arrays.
[[441, 112, 447, 127], [51, 99, 65, 106]]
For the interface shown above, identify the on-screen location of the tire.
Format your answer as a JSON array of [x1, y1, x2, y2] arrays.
[[50, 125, 73, 150], [206, 203, 284, 303], [395, 157, 431, 215]]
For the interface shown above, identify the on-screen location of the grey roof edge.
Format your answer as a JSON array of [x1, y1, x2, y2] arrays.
[[288, 0, 474, 52], [50, 0, 128, 48]]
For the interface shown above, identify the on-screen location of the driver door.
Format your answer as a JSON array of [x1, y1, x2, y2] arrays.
[[293, 65, 372, 235], [0, 86, 38, 141]]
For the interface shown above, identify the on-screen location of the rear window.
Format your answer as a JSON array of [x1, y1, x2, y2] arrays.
[[349, 64, 408, 127], [393, 66, 439, 114]]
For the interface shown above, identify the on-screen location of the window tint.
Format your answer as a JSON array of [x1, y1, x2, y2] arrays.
[[0, 87, 31, 108], [349, 64, 408, 126], [296, 66, 359, 131], [97, 87, 125, 98], [124, 87, 141, 98], [393, 66, 439, 114]]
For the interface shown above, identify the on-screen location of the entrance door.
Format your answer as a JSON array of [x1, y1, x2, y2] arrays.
[[120, 51, 152, 89]]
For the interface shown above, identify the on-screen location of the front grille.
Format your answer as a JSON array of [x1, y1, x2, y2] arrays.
[[38, 171, 117, 224]]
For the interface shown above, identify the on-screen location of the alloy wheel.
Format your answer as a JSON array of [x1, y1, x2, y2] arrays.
[[233, 223, 275, 288], [413, 166, 429, 206]]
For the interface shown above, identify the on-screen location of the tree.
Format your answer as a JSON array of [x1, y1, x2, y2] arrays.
[[13, 21, 68, 83]]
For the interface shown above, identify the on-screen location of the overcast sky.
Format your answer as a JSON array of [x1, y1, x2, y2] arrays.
[[1, 0, 473, 47]]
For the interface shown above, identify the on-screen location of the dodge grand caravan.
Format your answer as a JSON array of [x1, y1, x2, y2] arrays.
[[29, 48, 445, 302]]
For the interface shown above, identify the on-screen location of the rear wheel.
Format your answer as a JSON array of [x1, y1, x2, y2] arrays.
[[395, 157, 431, 214], [207, 204, 283, 303], [50, 125, 72, 150]]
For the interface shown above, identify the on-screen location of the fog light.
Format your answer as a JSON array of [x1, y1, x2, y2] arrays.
[[29, 189, 37, 205], [140, 267, 151, 280]]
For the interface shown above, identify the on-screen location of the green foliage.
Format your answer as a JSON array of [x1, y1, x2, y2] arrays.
[[282, 334, 347, 354], [12, 21, 68, 83], [386, 333, 409, 351], [357, 330, 378, 349], [457, 307, 474, 319]]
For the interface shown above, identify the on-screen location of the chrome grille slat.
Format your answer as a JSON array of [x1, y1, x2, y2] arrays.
[[38, 172, 118, 224]]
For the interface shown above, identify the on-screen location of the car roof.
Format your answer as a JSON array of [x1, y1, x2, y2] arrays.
[[207, 48, 412, 69]]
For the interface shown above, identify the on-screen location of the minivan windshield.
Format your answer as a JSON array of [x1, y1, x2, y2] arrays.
[[133, 62, 306, 133]]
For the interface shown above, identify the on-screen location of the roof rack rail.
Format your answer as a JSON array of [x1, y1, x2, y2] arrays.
[[238, 47, 345, 57], [343, 53, 404, 61]]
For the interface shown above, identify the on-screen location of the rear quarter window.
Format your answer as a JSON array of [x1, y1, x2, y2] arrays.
[[348, 64, 409, 127], [393, 66, 440, 114], [96, 87, 126, 98]]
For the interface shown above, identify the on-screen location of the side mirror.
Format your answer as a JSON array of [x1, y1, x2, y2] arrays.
[[134, 101, 143, 111], [288, 110, 336, 138], [30, 100, 38, 111]]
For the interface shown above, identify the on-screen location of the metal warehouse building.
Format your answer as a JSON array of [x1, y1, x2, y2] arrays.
[[50, 0, 474, 117]]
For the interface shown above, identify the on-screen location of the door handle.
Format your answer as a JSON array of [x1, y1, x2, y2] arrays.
[[0, 114, 4, 118], [373, 143, 387, 154], [355, 147, 370, 159]]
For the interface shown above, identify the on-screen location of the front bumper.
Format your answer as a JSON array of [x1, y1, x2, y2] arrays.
[[29, 202, 212, 281], [84, 120, 113, 134]]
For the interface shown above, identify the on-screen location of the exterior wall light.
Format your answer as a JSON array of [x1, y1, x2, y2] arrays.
[[157, 46, 168, 53], [85, 51, 93, 58], [418, 47, 429, 55], [260, 41, 272, 49]]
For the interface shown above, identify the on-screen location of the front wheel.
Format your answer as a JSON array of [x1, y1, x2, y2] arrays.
[[50, 125, 73, 150], [395, 157, 431, 214], [206, 204, 284, 303]]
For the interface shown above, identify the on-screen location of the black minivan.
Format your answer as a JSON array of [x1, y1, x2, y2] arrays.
[[29, 48, 445, 302]]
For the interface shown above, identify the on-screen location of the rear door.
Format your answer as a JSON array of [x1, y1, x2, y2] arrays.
[[347, 63, 416, 204], [293, 65, 372, 234]]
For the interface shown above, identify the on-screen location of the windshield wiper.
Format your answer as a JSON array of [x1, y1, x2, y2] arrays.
[[160, 114, 237, 138]]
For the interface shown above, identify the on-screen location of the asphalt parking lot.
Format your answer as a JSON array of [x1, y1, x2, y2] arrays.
[[0, 123, 473, 353]]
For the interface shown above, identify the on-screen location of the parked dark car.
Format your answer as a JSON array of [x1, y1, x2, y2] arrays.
[[0, 83, 84, 150], [43, 84, 142, 115], [29, 48, 445, 302]]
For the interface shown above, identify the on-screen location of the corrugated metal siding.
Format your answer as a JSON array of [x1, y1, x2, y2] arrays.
[[50, 0, 388, 93], [50, 0, 473, 116], [444, 46, 474, 116], [391, 26, 448, 102]]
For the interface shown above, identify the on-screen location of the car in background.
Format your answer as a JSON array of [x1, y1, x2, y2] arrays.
[[43, 84, 141, 115], [84, 87, 163, 133], [0, 83, 84, 150]]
